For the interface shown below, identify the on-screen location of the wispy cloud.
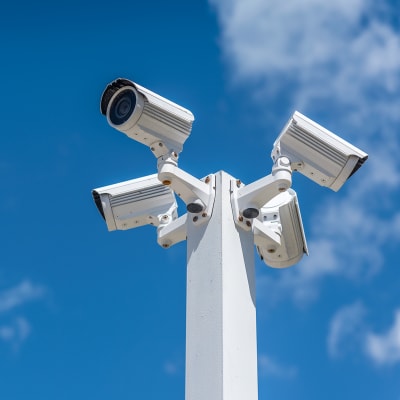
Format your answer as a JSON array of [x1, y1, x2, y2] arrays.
[[326, 303, 400, 367], [365, 310, 400, 366], [0, 317, 31, 348], [211, 0, 400, 306], [258, 354, 297, 379], [0, 280, 45, 350], [209, 0, 400, 122], [0, 280, 44, 350], [327, 301, 367, 358], [0, 280, 45, 313]]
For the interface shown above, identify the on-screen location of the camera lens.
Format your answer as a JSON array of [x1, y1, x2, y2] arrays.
[[109, 89, 136, 125]]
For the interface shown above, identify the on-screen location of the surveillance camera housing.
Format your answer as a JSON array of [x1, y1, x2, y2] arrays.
[[255, 189, 308, 268], [92, 174, 178, 231], [100, 78, 194, 157], [271, 111, 368, 191]]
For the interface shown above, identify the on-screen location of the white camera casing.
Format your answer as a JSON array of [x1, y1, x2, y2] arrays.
[[92, 174, 178, 231], [255, 189, 308, 268], [272, 111, 368, 191], [100, 78, 194, 157]]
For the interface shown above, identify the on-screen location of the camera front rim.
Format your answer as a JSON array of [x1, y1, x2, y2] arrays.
[[109, 88, 137, 126]]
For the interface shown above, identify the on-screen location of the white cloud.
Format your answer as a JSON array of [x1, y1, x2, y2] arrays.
[[365, 310, 400, 366], [326, 304, 400, 367], [0, 325, 14, 341], [0, 280, 45, 313], [0, 317, 31, 347], [258, 354, 297, 379], [327, 301, 367, 358], [210, 0, 400, 120], [16, 317, 31, 341], [211, 0, 400, 305], [0, 281, 44, 351], [209, 0, 400, 159]]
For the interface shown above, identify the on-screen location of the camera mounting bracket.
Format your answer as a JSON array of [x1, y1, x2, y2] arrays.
[[157, 152, 216, 225], [157, 213, 188, 248], [252, 218, 282, 256], [230, 156, 292, 231]]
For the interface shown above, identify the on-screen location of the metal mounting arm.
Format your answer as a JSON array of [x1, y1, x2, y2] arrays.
[[252, 218, 281, 255], [157, 153, 215, 218], [231, 157, 292, 230], [157, 214, 187, 248]]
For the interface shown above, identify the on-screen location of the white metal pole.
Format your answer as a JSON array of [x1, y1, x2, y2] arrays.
[[185, 171, 258, 400]]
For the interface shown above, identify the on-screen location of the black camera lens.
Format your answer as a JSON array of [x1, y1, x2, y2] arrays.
[[109, 89, 136, 125]]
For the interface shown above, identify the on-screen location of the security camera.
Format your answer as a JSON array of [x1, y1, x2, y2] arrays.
[[254, 189, 308, 268], [100, 78, 194, 158], [92, 174, 178, 231], [271, 111, 368, 191]]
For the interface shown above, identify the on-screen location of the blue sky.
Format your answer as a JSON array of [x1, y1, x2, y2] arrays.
[[1, 0, 399, 399]]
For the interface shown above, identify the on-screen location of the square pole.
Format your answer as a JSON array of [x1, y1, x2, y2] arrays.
[[185, 171, 258, 400]]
